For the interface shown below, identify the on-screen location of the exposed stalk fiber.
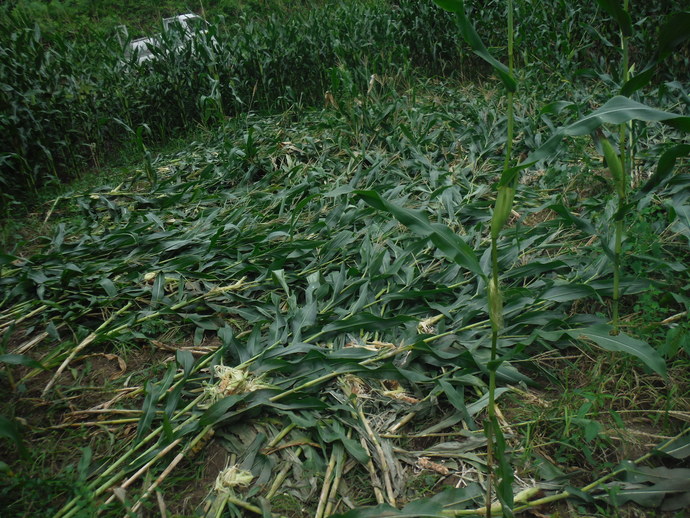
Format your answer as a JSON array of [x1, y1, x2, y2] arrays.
[[357, 405, 396, 506], [12, 330, 49, 354], [266, 447, 302, 499], [60, 339, 431, 514], [324, 440, 347, 517], [42, 278, 247, 396], [48, 418, 140, 429], [102, 437, 183, 507], [57, 393, 206, 518], [360, 436, 386, 505], [269, 344, 412, 403], [60, 340, 408, 516], [130, 424, 214, 513], [389, 411, 417, 433], [42, 302, 132, 396], [267, 423, 296, 448], [315, 445, 339, 518], [225, 496, 264, 515]]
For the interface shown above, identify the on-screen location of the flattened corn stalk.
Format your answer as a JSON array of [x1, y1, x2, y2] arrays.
[[315, 443, 340, 518], [357, 405, 396, 506], [324, 440, 347, 517], [56, 338, 420, 516], [440, 429, 690, 516], [40, 277, 248, 396], [55, 346, 223, 518], [57, 393, 207, 518], [130, 424, 215, 513]]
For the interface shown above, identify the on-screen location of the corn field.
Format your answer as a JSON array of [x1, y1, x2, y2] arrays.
[[1, 1, 689, 517]]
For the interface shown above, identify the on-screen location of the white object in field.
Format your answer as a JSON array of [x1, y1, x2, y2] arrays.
[[127, 13, 210, 64]]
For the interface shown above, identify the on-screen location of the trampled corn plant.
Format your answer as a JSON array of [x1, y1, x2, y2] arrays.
[[2, 84, 687, 516], [0, 2, 420, 210]]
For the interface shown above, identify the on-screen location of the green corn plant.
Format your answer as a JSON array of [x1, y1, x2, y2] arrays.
[[589, 2, 690, 332], [600, 135, 626, 331], [598, 0, 633, 332], [113, 119, 157, 186], [506, 4, 690, 347], [433, 1, 517, 516]]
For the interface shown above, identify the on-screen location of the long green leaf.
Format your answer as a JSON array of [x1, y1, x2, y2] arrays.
[[432, 0, 516, 92], [566, 96, 690, 133], [656, 434, 690, 459], [607, 479, 690, 508], [199, 394, 249, 427], [355, 190, 484, 277], [135, 362, 176, 442], [620, 65, 655, 97], [658, 11, 690, 59], [0, 353, 46, 370], [566, 324, 667, 377], [504, 96, 690, 185], [331, 485, 484, 517], [313, 313, 416, 338], [595, 0, 633, 36], [641, 144, 690, 193]]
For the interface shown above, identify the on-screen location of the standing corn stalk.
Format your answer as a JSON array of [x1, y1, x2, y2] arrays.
[[432, 1, 517, 515], [607, 0, 632, 332]]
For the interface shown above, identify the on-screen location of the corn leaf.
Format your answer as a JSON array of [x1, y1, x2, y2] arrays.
[[493, 415, 515, 518], [432, 0, 516, 92], [655, 434, 690, 459], [0, 353, 46, 370], [313, 313, 416, 338], [595, 0, 633, 36], [504, 96, 690, 185], [641, 144, 690, 193], [566, 324, 667, 377], [658, 11, 690, 59], [356, 190, 483, 277]]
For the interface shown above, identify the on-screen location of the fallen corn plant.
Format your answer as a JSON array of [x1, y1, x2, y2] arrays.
[[1, 78, 687, 516]]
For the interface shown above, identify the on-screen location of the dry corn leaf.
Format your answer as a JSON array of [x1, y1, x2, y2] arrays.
[[418, 457, 451, 476]]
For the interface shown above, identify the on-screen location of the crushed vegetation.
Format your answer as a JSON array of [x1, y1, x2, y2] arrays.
[[2, 79, 688, 516], [1, 0, 689, 517]]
